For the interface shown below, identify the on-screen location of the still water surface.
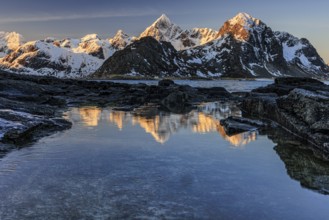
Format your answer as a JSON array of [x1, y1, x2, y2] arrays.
[[0, 101, 329, 219], [110, 79, 274, 92]]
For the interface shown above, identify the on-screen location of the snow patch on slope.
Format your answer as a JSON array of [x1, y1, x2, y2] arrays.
[[0, 40, 103, 78]]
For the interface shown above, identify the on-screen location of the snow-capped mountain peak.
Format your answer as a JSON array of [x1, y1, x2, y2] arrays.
[[109, 30, 133, 49], [217, 12, 265, 41], [153, 14, 172, 28], [0, 32, 25, 57], [81, 34, 99, 42], [229, 12, 261, 29], [139, 14, 183, 42], [0, 13, 328, 79], [139, 14, 218, 51]]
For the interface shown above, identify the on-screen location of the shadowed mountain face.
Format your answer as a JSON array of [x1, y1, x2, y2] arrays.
[[93, 37, 185, 78]]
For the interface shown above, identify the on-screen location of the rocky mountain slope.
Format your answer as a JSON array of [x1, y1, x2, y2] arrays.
[[0, 34, 118, 78], [0, 13, 328, 78], [95, 13, 329, 79], [182, 13, 329, 78], [94, 37, 186, 78]]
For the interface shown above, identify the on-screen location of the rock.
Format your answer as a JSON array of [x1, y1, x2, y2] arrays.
[[242, 77, 329, 156], [220, 119, 257, 136], [158, 79, 175, 87], [160, 91, 191, 113], [220, 116, 271, 136], [252, 77, 328, 96]]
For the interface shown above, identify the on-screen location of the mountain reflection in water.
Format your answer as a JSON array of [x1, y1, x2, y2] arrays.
[[68, 102, 258, 147]]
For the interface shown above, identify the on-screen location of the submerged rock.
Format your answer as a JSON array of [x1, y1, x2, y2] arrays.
[[275, 142, 329, 195]]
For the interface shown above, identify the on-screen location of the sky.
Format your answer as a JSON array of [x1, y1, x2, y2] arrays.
[[0, 0, 328, 62]]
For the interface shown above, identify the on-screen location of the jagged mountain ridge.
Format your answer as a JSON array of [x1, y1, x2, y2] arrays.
[[183, 13, 329, 78], [95, 12, 329, 79], [0, 13, 328, 78], [0, 14, 218, 78], [138, 14, 218, 51], [0, 34, 119, 77]]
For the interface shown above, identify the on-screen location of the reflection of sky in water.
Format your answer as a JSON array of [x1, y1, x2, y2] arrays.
[[1, 102, 329, 219], [70, 102, 257, 147]]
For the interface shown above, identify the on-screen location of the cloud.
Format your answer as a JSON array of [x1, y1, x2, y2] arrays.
[[0, 10, 158, 23]]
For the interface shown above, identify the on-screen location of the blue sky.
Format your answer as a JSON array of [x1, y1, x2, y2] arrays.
[[0, 0, 328, 62]]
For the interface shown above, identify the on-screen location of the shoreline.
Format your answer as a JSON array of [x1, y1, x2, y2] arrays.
[[0, 71, 328, 160]]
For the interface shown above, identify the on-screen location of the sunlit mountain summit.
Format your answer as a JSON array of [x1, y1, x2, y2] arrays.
[[1, 13, 328, 79]]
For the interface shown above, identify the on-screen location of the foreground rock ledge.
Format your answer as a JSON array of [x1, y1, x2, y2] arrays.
[[241, 77, 329, 158]]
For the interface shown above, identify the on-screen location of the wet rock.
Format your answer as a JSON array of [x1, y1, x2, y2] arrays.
[[220, 116, 271, 136], [253, 77, 328, 96], [242, 77, 329, 156], [160, 91, 191, 113]]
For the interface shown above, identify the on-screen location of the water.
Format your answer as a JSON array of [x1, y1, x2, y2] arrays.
[[109, 79, 274, 92], [1, 102, 329, 219]]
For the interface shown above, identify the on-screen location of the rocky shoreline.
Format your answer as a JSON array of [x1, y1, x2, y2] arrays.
[[241, 78, 329, 159], [0, 71, 231, 152], [1, 71, 329, 160]]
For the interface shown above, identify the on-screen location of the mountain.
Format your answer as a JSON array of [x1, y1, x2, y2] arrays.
[[0, 32, 25, 57], [109, 30, 135, 50], [275, 31, 329, 76], [138, 14, 218, 51], [139, 14, 183, 44], [182, 12, 329, 78], [0, 13, 328, 79], [59, 34, 116, 59], [0, 39, 105, 78], [93, 37, 185, 78], [0, 34, 118, 77]]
